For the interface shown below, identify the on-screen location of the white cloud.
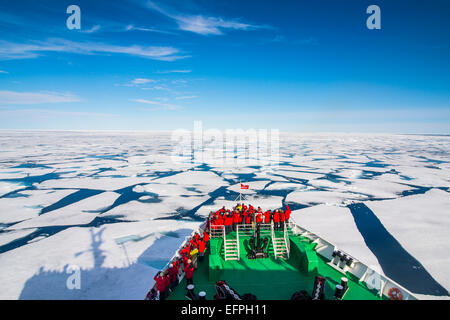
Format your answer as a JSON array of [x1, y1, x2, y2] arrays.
[[125, 24, 176, 35], [0, 39, 189, 61], [82, 25, 101, 34], [175, 95, 197, 100], [147, 1, 268, 35], [0, 90, 80, 105], [0, 108, 116, 117], [0, 70, 8, 74], [130, 98, 181, 110], [140, 85, 173, 92], [132, 78, 155, 85], [156, 70, 191, 74], [175, 15, 256, 35]]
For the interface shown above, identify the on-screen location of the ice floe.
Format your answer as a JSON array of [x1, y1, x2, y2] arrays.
[[286, 189, 365, 206], [364, 189, 450, 293], [0, 189, 76, 224], [0, 181, 24, 197], [290, 205, 383, 272], [7, 192, 121, 229], [0, 228, 38, 247]]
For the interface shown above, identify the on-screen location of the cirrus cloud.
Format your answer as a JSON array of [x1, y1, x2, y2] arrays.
[[0, 90, 81, 105], [146, 1, 271, 36], [0, 38, 190, 61], [130, 98, 181, 110]]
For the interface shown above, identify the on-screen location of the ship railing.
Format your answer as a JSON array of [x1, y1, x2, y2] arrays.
[[223, 224, 226, 246], [258, 223, 272, 238], [283, 221, 290, 259], [237, 223, 253, 236], [236, 225, 240, 261], [286, 219, 299, 235], [210, 224, 225, 239], [270, 221, 279, 259]]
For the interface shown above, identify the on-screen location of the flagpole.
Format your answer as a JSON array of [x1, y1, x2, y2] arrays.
[[239, 179, 241, 202]]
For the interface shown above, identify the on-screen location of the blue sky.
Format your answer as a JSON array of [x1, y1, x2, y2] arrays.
[[0, 0, 449, 133]]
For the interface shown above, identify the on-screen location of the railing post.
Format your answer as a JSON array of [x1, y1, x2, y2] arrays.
[[271, 221, 277, 259], [284, 221, 290, 259], [236, 225, 240, 261]]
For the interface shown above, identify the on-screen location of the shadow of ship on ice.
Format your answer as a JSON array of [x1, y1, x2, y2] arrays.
[[19, 227, 193, 299]]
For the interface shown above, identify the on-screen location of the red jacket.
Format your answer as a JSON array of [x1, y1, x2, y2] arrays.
[[185, 264, 194, 279], [224, 215, 233, 226], [256, 213, 263, 223], [198, 240, 205, 253], [168, 263, 178, 282], [179, 247, 189, 257], [264, 211, 271, 223], [273, 212, 280, 223], [245, 213, 251, 224], [203, 232, 209, 242], [233, 212, 240, 223], [285, 205, 291, 220], [280, 212, 285, 222], [154, 274, 168, 292]]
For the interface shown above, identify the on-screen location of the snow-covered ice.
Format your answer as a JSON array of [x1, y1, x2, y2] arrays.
[[8, 192, 121, 229], [290, 205, 383, 273], [364, 189, 450, 293], [0, 131, 449, 299]]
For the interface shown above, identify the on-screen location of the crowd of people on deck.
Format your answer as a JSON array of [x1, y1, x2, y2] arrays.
[[150, 228, 209, 300], [209, 203, 292, 233], [148, 203, 292, 300]]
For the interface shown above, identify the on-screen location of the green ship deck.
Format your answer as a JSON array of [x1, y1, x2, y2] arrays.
[[168, 228, 386, 300]]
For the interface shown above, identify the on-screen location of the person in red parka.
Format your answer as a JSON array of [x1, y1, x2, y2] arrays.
[[233, 210, 240, 231], [154, 271, 169, 300], [184, 259, 194, 286], [264, 210, 271, 224], [285, 205, 291, 223], [241, 211, 247, 225], [168, 260, 180, 290], [273, 210, 280, 230], [245, 211, 251, 224], [224, 212, 232, 234], [256, 212, 263, 225], [216, 215, 224, 227], [203, 230, 210, 251], [198, 238, 206, 262], [280, 209, 285, 230]]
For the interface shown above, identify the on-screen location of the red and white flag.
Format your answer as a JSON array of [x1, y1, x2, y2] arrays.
[[240, 183, 249, 189]]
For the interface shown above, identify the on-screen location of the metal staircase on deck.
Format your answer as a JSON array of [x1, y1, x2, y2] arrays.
[[224, 237, 239, 261], [272, 236, 288, 259], [224, 227, 240, 261], [271, 222, 289, 260]]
